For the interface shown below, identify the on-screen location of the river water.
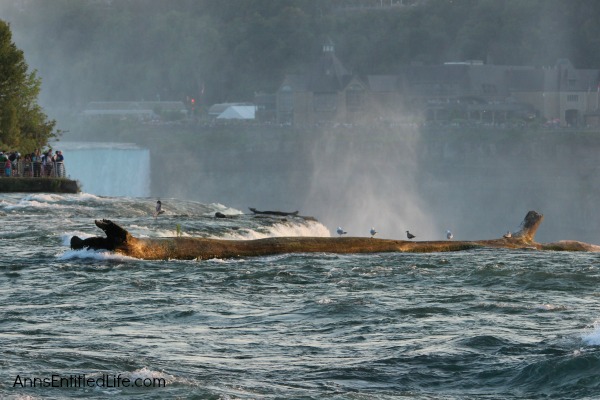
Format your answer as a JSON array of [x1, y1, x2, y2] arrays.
[[1, 193, 599, 399]]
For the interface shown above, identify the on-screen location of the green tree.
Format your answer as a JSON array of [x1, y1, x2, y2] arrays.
[[0, 20, 57, 152]]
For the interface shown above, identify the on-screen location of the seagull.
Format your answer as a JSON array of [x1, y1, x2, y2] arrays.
[[446, 230, 453, 240], [406, 230, 416, 240], [503, 231, 512, 238], [370, 227, 377, 238], [154, 200, 165, 218], [336, 227, 347, 237]]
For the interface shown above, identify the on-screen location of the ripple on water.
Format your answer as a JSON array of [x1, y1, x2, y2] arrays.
[[2, 195, 600, 399]]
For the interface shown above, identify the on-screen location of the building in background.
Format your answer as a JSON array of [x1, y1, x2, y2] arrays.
[[272, 42, 600, 128]]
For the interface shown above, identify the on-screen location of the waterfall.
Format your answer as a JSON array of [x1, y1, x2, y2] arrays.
[[54, 142, 151, 197]]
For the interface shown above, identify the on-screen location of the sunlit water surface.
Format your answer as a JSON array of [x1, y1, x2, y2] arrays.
[[1, 193, 599, 399]]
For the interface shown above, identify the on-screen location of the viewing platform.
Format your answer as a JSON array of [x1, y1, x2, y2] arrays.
[[0, 177, 79, 193], [0, 161, 80, 193]]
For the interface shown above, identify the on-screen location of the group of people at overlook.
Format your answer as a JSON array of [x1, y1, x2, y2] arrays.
[[1, 149, 65, 178]]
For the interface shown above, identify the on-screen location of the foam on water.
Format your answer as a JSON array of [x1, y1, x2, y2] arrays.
[[5, 198, 66, 211], [128, 224, 176, 238], [1, 192, 105, 212], [58, 249, 139, 262], [112, 219, 328, 240], [20, 193, 104, 203], [205, 257, 248, 265], [60, 232, 94, 246], [208, 202, 244, 216], [22, 193, 64, 203], [218, 220, 330, 240], [267, 220, 331, 237], [581, 321, 600, 346], [7, 396, 42, 400], [533, 303, 568, 311], [0, 194, 255, 223]]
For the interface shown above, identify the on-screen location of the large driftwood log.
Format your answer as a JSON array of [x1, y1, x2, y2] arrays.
[[69, 211, 600, 260]]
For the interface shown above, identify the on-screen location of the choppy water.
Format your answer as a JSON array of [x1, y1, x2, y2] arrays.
[[1, 193, 600, 399]]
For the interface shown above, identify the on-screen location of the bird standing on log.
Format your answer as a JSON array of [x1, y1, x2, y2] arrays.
[[154, 200, 165, 218]]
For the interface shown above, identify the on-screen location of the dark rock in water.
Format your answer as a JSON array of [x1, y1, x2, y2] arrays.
[[249, 207, 299, 217], [69, 211, 600, 260]]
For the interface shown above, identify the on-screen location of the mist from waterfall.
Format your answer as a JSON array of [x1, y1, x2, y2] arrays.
[[299, 125, 438, 240], [56, 142, 150, 197]]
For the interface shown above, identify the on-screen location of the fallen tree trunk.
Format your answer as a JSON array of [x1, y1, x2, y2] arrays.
[[69, 211, 600, 260]]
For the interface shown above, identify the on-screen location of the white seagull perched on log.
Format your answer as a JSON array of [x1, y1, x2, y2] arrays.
[[336, 227, 347, 237], [446, 230, 453, 240], [370, 227, 377, 238]]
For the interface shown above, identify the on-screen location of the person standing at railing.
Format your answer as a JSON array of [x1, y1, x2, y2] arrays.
[[4, 158, 11, 177], [22, 153, 32, 177], [32, 149, 42, 177], [42, 149, 53, 177], [8, 152, 18, 177], [54, 150, 64, 177], [0, 151, 7, 177]]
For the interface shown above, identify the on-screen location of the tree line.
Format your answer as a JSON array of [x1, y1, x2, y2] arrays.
[[0, 20, 56, 152], [1, 0, 600, 120]]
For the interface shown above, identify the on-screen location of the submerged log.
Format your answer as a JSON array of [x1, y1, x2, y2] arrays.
[[248, 207, 299, 216], [69, 211, 600, 260]]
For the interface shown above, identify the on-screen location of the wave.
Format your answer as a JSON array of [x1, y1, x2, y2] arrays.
[[57, 249, 138, 262], [0, 193, 249, 219], [4, 198, 70, 211], [22, 192, 104, 203], [128, 224, 179, 238], [217, 219, 330, 240], [1, 192, 104, 212], [1, 195, 330, 240], [510, 346, 600, 396], [206, 202, 244, 216], [582, 321, 600, 346], [60, 232, 94, 247]]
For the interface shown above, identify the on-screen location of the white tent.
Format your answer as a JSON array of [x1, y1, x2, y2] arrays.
[[217, 105, 256, 120]]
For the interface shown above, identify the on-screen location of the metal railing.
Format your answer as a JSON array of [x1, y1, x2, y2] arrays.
[[3, 161, 66, 178]]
